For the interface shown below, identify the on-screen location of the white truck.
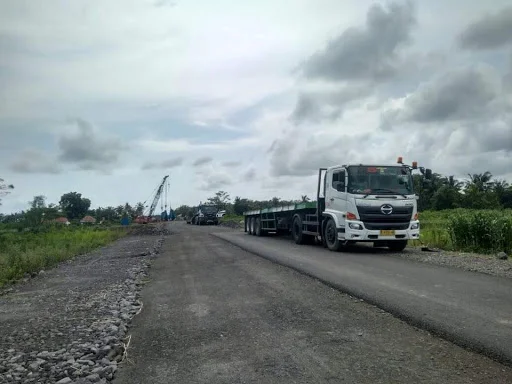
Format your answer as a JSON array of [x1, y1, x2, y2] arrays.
[[244, 157, 432, 252]]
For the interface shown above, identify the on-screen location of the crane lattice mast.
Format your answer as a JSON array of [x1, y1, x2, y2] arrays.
[[147, 175, 169, 219]]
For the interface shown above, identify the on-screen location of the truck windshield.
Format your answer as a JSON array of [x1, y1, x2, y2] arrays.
[[201, 206, 217, 213], [347, 166, 414, 195]]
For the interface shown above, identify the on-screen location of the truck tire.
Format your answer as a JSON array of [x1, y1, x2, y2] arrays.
[[324, 218, 344, 252], [292, 215, 306, 244], [255, 217, 263, 236], [388, 240, 408, 252]]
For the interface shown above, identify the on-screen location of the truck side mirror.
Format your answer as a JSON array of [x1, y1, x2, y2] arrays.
[[425, 168, 432, 180]]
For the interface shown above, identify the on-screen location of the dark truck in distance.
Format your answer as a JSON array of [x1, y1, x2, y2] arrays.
[[189, 204, 219, 226], [243, 157, 432, 252]]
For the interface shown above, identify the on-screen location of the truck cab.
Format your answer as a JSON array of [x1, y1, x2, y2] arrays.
[[319, 159, 430, 251], [195, 204, 219, 225]]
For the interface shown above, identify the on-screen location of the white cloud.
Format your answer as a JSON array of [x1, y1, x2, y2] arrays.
[[2, 0, 512, 213], [137, 136, 260, 153]]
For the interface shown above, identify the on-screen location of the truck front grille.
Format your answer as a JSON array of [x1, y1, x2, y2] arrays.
[[357, 205, 413, 231]]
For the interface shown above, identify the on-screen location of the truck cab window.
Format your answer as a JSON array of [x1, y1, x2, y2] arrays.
[[332, 170, 345, 192]]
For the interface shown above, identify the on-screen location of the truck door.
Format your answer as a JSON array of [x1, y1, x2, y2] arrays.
[[325, 168, 347, 222]]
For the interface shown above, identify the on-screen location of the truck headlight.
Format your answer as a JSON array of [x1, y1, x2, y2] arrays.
[[411, 223, 419, 230], [349, 223, 363, 230]]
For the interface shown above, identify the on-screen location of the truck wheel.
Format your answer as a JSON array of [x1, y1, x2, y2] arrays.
[[388, 240, 408, 252], [324, 218, 344, 252], [255, 217, 263, 236], [292, 215, 306, 244]]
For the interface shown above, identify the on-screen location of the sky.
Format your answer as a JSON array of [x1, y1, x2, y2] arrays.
[[1, 0, 512, 213]]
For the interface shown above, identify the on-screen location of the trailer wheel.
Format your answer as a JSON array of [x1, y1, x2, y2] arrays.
[[388, 240, 408, 252], [324, 218, 344, 252], [245, 217, 250, 233], [255, 217, 263, 236], [249, 217, 255, 235]]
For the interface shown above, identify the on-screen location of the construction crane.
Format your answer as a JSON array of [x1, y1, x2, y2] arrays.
[[135, 175, 169, 224]]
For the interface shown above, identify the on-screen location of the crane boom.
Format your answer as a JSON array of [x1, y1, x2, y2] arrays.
[[148, 175, 169, 218]]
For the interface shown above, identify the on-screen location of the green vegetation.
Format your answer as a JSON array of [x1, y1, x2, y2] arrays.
[[0, 226, 125, 287], [220, 214, 244, 222], [416, 209, 512, 254], [413, 171, 512, 211], [219, 214, 244, 226], [0, 193, 136, 287]]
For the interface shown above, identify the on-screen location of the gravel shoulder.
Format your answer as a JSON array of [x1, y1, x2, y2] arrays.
[[114, 222, 512, 384], [397, 246, 512, 279], [0, 224, 169, 384]]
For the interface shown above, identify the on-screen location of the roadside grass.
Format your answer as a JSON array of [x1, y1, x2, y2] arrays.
[[219, 214, 244, 229], [220, 214, 244, 222], [0, 225, 126, 287], [413, 209, 512, 254]]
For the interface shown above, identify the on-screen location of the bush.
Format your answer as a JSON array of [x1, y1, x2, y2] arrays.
[[413, 209, 512, 254], [448, 210, 512, 254]]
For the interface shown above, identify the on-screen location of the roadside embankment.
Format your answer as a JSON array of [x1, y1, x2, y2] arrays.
[[0, 223, 169, 383]]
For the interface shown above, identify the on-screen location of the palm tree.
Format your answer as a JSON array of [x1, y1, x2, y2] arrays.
[[442, 175, 464, 190], [301, 195, 310, 202], [466, 172, 493, 192], [0, 178, 14, 206]]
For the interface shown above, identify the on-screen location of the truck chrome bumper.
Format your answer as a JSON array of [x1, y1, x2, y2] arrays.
[[339, 221, 420, 241]]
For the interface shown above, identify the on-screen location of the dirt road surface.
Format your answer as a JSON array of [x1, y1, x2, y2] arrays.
[[114, 222, 512, 384]]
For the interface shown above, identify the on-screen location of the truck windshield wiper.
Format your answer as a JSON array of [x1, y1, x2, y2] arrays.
[[372, 188, 408, 199]]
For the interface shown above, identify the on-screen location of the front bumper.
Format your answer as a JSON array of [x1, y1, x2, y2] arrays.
[[339, 220, 420, 241], [198, 216, 218, 224]]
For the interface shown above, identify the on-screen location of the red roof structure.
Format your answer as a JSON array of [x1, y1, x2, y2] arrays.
[[80, 215, 96, 224]]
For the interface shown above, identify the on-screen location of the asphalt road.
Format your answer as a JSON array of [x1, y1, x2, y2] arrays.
[[114, 222, 512, 384], [214, 228, 512, 367]]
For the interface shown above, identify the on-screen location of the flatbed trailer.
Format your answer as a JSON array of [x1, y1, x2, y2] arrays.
[[243, 159, 432, 252], [244, 201, 320, 239]]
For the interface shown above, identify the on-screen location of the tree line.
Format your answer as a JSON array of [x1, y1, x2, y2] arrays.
[[0, 191, 146, 227], [413, 172, 512, 211]]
